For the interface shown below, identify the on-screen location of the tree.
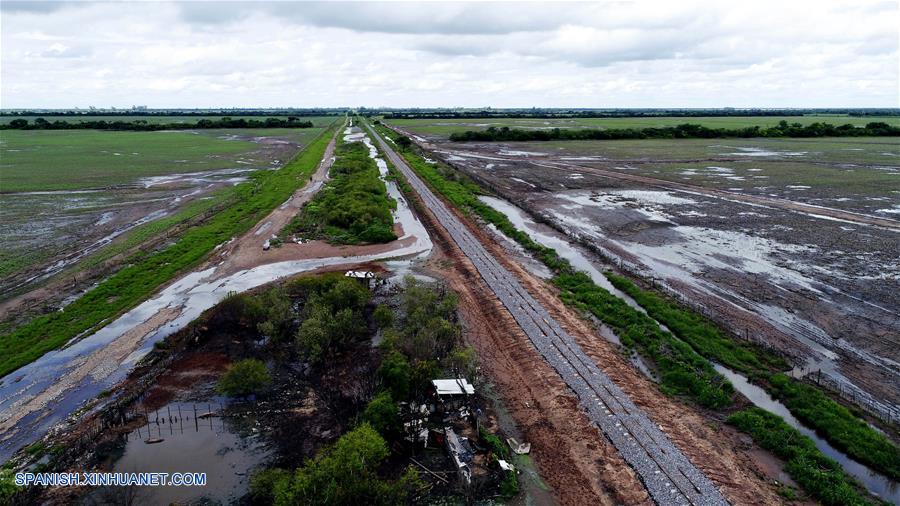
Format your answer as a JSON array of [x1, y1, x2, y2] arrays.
[[273, 424, 421, 506], [396, 135, 413, 149], [362, 391, 400, 438], [378, 351, 411, 400], [217, 359, 272, 397], [449, 345, 478, 381], [373, 304, 394, 329]]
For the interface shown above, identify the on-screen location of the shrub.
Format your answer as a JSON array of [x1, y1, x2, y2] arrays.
[[378, 351, 412, 400], [282, 140, 396, 245], [362, 391, 400, 438], [273, 424, 421, 506], [373, 304, 394, 329], [217, 359, 272, 397], [767, 374, 900, 480], [249, 468, 291, 503]]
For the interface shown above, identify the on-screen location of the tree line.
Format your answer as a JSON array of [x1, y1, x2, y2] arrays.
[[382, 108, 899, 120], [449, 121, 900, 142], [1, 116, 314, 131]]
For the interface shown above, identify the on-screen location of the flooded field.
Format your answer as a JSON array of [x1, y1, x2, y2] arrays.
[[417, 133, 900, 421], [0, 122, 433, 462], [0, 127, 325, 303], [478, 193, 899, 502], [390, 115, 900, 137], [106, 400, 269, 505]]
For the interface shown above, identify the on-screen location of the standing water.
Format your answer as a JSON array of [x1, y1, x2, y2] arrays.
[[478, 194, 899, 502], [0, 128, 432, 462], [106, 400, 269, 505]]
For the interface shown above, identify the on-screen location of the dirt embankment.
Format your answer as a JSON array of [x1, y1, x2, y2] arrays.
[[0, 138, 304, 327], [409, 161, 784, 504]]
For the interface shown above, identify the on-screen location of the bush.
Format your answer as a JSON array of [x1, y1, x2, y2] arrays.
[[606, 273, 786, 376], [378, 351, 412, 400], [362, 391, 400, 438], [373, 304, 394, 329], [217, 359, 272, 397], [282, 140, 396, 245], [272, 424, 422, 506], [294, 277, 371, 365], [499, 469, 519, 499], [0, 469, 19, 505], [249, 468, 291, 503], [479, 427, 508, 461]]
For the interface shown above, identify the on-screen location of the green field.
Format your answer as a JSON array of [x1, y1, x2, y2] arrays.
[[0, 124, 338, 377], [0, 115, 338, 126], [389, 115, 900, 137], [0, 130, 262, 192], [0, 128, 330, 192]]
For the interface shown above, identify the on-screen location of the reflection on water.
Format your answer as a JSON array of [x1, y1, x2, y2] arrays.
[[714, 365, 899, 502], [0, 134, 433, 461], [479, 193, 898, 502], [110, 400, 269, 505]]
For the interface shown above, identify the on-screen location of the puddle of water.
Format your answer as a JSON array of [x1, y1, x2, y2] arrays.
[[723, 147, 808, 157], [498, 149, 548, 157], [110, 400, 269, 505]]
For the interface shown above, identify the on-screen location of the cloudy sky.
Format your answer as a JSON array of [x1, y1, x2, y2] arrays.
[[1, 0, 898, 108]]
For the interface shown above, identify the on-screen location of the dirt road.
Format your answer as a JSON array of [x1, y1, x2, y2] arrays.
[[0, 121, 436, 462], [369, 124, 731, 505]]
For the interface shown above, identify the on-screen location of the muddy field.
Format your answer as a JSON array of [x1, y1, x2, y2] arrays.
[[410, 132, 900, 416], [0, 127, 325, 321]]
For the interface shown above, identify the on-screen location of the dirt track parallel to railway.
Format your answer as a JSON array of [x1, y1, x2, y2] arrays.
[[369, 124, 739, 506]]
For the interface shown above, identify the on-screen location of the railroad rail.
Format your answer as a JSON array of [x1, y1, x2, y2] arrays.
[[368, 124, 729, 506]]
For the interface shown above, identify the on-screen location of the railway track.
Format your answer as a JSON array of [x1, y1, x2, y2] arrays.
[[368, 124, 729, 506]]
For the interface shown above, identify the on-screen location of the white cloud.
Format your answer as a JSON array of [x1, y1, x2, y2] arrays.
[[0, 0, 897, 108]]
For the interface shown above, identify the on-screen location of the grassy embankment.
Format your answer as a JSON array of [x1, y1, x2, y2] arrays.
[[608, 274, 900, 482], [372, 122, 894, 505], [0, 124, 338, 379], [280, 136, 396, 245]]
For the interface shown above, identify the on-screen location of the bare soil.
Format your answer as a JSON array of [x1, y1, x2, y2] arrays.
[[429, 141, 900, 414], [413, 177, 784, 504]]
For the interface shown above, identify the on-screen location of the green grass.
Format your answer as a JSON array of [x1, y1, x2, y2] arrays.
[[0, 125, 338, 378], [607, 273, 787, 377], [553, 271, 734, 408], [0, 129, 261, 191], [281, 137, 396, 245], [371, 122, 898, 502], [0, 115, 337, 126], [728, 408, 876, 506], [767, 374, 900, 481], [390, 115, 900, 137], [604, 273, 900, 481]]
